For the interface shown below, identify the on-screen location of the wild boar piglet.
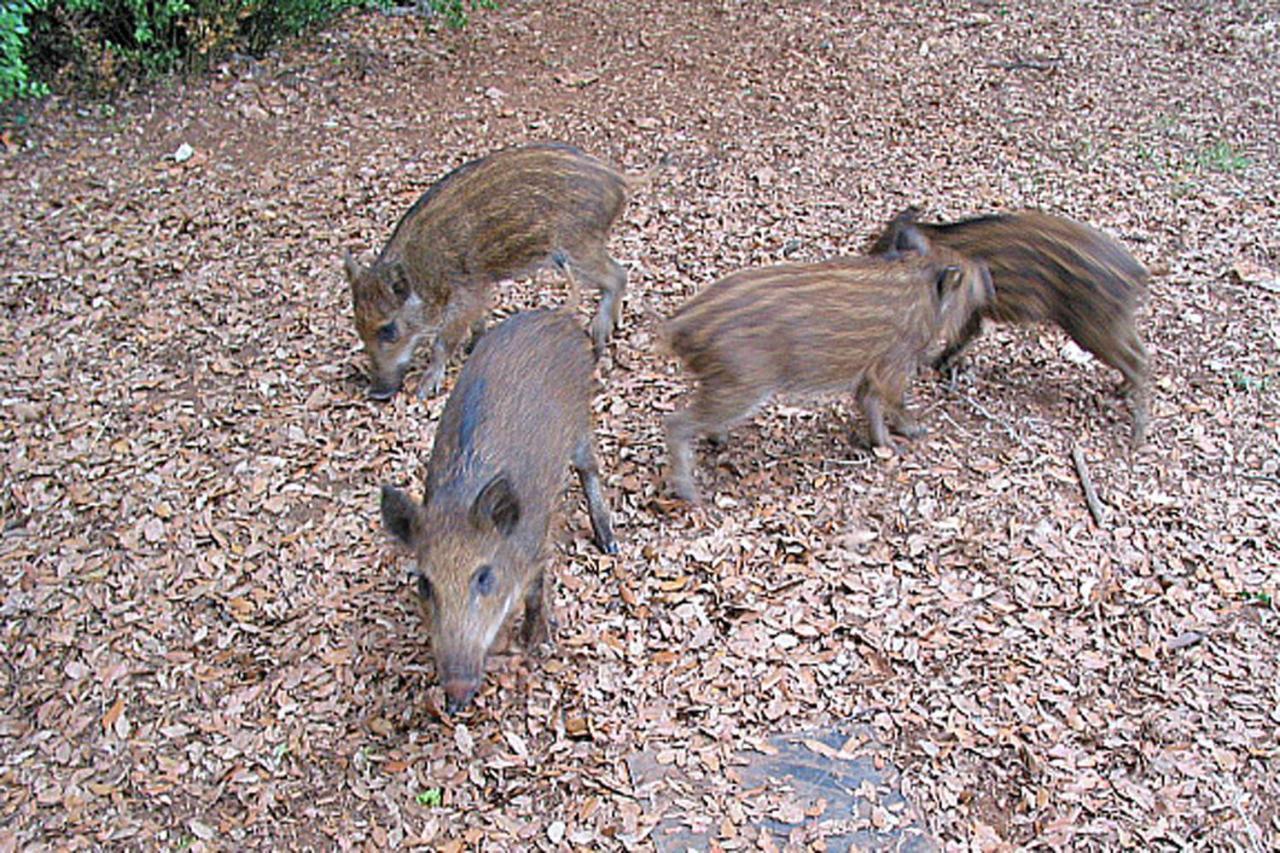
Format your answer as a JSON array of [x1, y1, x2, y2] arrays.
[[345, 142, 631, 400], [381, 309, 617, 713], [869, 208, 1151, 445], [663, 232, 993, 502]]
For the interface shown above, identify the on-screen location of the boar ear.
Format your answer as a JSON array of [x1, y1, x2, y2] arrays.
[[381, 484, 425, 546], [936, 266, 963, 303], [872, 208, 923, 257], [471, 474, 520, 537], [343, 251, 365, 287], [894, 223, 931, 256], [976, 261, 995, 302], [387, 265, 411, 301]]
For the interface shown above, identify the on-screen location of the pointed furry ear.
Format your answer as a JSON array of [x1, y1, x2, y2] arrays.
[[381, 485, 425, 546], [387, 265, 411, 301], [471, 475, 520, 537], [936, 266, 963, 303], [894, 223, 931, 256], [343, 251, 365, 288], [976, 261, 995, 303]]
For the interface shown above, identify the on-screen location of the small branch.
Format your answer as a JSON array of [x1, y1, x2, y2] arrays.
[[820, 456, 873, 468], [986, 55, 1063, 72], [1072, 444, 1108, 528], [957, 392, 1027, 448], [1236, 277, 1280, 295]]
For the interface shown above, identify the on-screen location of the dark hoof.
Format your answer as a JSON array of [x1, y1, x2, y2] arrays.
[[368, 383, 400, 401]]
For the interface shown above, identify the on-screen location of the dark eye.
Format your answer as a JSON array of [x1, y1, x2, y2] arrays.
[[377, 322, 399, 344], [414, 573, 434, 600], [472, 565, 496, 597]]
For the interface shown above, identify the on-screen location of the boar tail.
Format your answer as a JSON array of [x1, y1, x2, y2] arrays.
[[552, 250, 583, 311]]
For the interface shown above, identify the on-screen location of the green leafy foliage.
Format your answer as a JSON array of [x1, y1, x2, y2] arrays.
[[0, 0, 502, 105], [1196, 140, 1250, 174], [1, 0, 51, 102], [426, 0, 497, 29], [414, 787, 443, 806]]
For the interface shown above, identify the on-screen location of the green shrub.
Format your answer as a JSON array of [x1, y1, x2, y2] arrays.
[[1, 0, 499, 105], [427, 0, 498, 28], [1, 1, 50, 102]]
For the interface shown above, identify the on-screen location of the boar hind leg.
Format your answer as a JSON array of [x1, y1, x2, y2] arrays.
[[1086, 321, 1150, 447], [572, 436, 618, 555], [934, 311, 984, 376], [571, 249, 627, 354], [665, 409, 702, 503], [666, 384, 764, 503], [857, 385, 893, 449], [463, 317, 487, 355], [519, 569, 553, 649]]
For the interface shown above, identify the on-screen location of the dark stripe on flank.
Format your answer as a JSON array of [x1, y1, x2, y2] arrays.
[[458, 376, 486, 455]]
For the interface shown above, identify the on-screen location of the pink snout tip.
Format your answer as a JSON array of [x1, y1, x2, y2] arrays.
[[442, 679, 479, 714]]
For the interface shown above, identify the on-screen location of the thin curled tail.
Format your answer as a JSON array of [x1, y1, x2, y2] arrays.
[[552, 250, 583, 311]]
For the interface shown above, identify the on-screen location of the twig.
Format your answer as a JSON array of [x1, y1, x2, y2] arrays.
[[986, 56, 1063, 72], [1071, 444, 1107, 527], [957, 392, 1027, 447], [820, 456, 873, 468], [1229, 779, 1268, 853], [1237, 277, 1280, 295], [1240, 473, 1280, 486]]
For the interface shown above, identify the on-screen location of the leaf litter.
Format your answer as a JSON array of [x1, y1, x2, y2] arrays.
[[1, 0, 1278, 849]]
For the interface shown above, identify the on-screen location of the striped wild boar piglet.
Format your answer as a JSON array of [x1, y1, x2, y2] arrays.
[[663, 233, 994, 503], [345, 142, 632, 400], [868, 208, 1151, 445], [380, 309, 618, 713]]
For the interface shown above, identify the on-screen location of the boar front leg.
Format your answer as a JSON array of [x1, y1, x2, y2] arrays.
[[857, 385, 892, 449], [463, 316, 487, 355], [417, 295, 487, 399], [886, 407, 925, 440], [883, 378, 925, 440], [519, 569, 553, 649], [933, 311, 984, 378], [572, 436, 618, 555]]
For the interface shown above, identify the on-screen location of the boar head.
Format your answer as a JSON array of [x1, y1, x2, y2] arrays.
[[344, 252, 428, 400], [380, 476, 528, 713]]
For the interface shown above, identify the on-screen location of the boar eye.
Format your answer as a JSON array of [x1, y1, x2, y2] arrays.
[[472, 565, 496, 597], [415, 574, 434, 600], [377, 322, 399, 344]]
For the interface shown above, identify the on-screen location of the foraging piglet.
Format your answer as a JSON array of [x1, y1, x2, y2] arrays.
[[663, 231, 994, 502], [868, 208, 1151, 445], [380, 309, 617, 713], [345, 142, 632, 400]]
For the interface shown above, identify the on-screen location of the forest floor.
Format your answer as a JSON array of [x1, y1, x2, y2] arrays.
[[2, 0, 1278, 849]]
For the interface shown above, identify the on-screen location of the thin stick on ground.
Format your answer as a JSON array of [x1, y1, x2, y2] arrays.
[[957, 391, 1028, 448], [1072, 444, 1107, 527]]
